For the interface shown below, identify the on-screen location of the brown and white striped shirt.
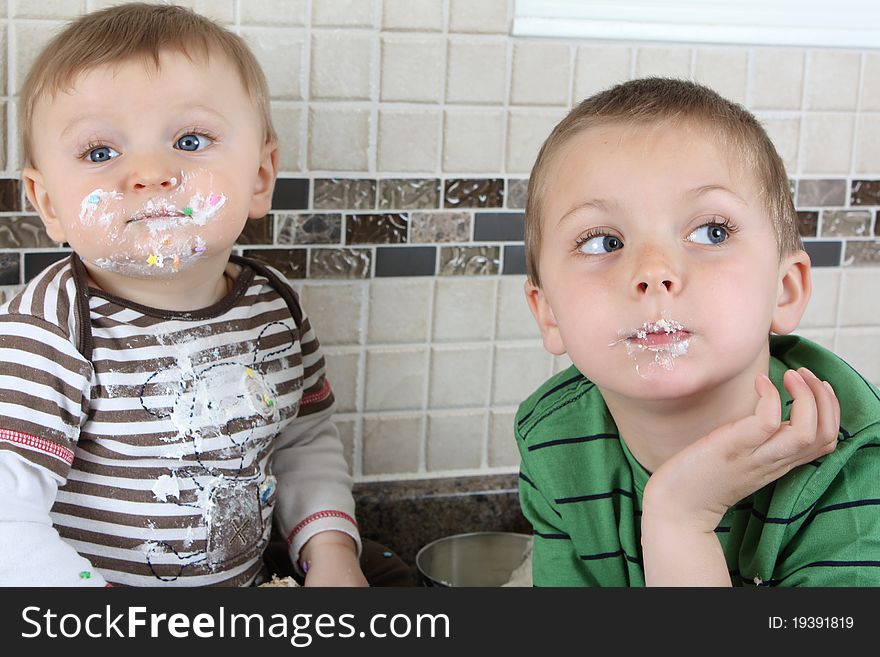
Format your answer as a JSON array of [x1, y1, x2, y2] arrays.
[[0, 254, 358, 586]]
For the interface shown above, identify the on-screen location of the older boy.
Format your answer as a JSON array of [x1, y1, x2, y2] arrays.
[[518, 78, 880, 586], [0, 3, 366, 586]]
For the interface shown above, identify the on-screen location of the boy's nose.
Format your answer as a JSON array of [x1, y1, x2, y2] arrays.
[[632, 249, 681, 296], [128, 160, 181, 193]]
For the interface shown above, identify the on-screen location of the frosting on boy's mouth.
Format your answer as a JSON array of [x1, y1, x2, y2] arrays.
[[610, 317, 694, 376], [623, 319, 691, 348]]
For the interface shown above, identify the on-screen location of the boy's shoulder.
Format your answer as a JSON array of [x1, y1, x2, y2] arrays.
[[0, 256, 78, 339]]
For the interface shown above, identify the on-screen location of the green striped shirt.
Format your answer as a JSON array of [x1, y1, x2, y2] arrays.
[[516, 335, 880, 586]]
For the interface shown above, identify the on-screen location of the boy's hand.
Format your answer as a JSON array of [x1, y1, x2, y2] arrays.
[[300, 531, 369, 587], [644, 368, 840, 533]]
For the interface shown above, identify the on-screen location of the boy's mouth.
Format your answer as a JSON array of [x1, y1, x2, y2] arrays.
[[127, 208, 185, 223], [621, 319, 692, 349]]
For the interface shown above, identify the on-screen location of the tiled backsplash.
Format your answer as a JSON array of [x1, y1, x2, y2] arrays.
[[0, 0, 878, 481]]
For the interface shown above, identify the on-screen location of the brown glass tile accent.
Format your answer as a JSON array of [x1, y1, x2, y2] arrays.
[[277, 213, 342, 245], [0, 253, 20, 286], [24, 195, 36, 213], [796, 211, 818, 237], [0, 216, 55, 248], [0, 179, 21, 212], [507, 179, 529, 209], [843, 240, 880, 266], [235, 215, 273, 245], [410, 212, 471, 243], [241, 248, 306, 279], [820, 210, 871, 237], [378, 179, 440, 210], [309, 247, 372, 279], [796, 179, 847, 207], [444, 179, 504, 208], [439, 246, 500, 276], [346, 213, 408, 244], [314, 178, 376, 210], [851, 180, 880, 206]]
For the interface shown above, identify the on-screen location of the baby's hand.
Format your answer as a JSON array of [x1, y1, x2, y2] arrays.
[[300, 531, 369, 587], [644, 368, 840, 532]]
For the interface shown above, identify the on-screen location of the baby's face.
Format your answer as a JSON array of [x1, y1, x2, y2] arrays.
[[528, 121, 788, 401], [25, 49, 273, 280]]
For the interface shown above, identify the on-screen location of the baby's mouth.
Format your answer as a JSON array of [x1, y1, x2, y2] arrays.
[[127, 207, 185, 223], [621, 319, 692, 350]]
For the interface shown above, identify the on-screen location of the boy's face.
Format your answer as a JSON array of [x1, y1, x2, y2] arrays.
[[24, 49, 276, 279], [526, 121, 808, 401]]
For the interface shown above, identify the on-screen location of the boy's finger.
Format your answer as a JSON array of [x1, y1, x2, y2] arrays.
[[748, 373, 782, 441], [780, 368, 819, 454], [797, 368, 838, 444]]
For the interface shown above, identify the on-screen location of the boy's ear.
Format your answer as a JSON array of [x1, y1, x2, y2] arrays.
[[770, 249, 811, 335], [248, 140, 279, 219], [524, 279, 567, 356], [22, 167, 65, 244]]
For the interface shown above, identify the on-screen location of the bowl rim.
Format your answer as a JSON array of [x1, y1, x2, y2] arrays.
[[415, 531, 533, 571]]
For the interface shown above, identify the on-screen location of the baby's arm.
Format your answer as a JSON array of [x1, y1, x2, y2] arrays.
[[640, 368, 839, 586], [0, 452, 107, 586]]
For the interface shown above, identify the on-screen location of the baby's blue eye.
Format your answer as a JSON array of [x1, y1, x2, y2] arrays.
[[175, 133, 212, 152], [87, 146, 119, 163], [688, 224, 729, 245], [578, 234, 624, 255]]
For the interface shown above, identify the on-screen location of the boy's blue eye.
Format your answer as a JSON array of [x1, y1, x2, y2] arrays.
[[87, 146, 119, 163], [688, 224, 729, 245], [578, 234, 624, 255], [175, 133, 212, 152]]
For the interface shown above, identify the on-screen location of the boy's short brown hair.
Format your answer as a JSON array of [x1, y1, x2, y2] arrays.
[[524, 77, 802, 286], [19, 2, 276, 167]]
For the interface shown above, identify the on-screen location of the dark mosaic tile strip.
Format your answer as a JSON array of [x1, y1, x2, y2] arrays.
[[346, 213, 408, 244], [378, 179, 440, 210], [474, 212, 525, 242], [24, 251, 69, 282], [502, 244, 526, 275], [375, 246, 437, 277], [277, 213, 342, 245], [796, 211, 818, 237], [241, 248, 306, 279], [314, 178, 376, 210], [439, 246, 500, 276], [0, 180, 21, 212], [444, 179, 504, 208], [820, 210, 872, 237], [803, 241, 842, 267], [271, 178, 309, 210], [309, 247, 372, 279], [410, 212, 471, 243], [506, 179, 528, 210], [843, 240, 880, 266], [796, 179, 847, 207], [0, 216, 55, 248], [0, 253, 20, 286], [235, 215, 273, 245], [851, 180, 880, 206]]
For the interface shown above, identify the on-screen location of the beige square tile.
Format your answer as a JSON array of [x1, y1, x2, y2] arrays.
[[311, 31, 374, 100], [635, 47, 691, 79], [489, 410, 519, 467], [0, 27, 6, 104], [364, 348, 428, 411], [839, 269, 880, 326], [12, 22, 59, 96], [333, 417, 357, 475], [757, 116, 801, 175], [800, 114, 854, 174], [554, 354, 574, 374], [835, 329, 880, 385], [426, 411, 485, 471], [805, 50, 861, 111], [240, 0, 306, 26], [443, 108, 505, 173], [861, 53, 880, 111], [433, 278, 496, 341], [794, 329, 836, 351], [448, 0, 509, 34], [308, 107, 370, 171], [377, 109, 441, 172], [510, 42, 571, 106], [241, 28, 303, 100], [800, 268, 840, 329], [574, 46, 631, 102], [271, 103, 303, 172], [506, 109, 565, 173], [854, 115, 880, 174], [312, 0, 376, 27], [380, 35, 445, 103], [496, 276, 540, 340], [12, 0, 82, 18], [752, 49, 804, 110], [492, 344, 552, 405], [446, 38, 507, 104], [429, 345, 491, 408], [300, 282, 365, 345], [367, 278, 433, 343], [382, 0, 443, 31], [362, 414, 423, 475], [694, 48, 747, 105], [323, 349, 362, 413]]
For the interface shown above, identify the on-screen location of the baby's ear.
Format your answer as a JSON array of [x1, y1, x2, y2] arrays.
[[22, 167, 65, 244], [770, 250, 811, 335], [248, 140, 279, 219], [524, 280, 566, 356]]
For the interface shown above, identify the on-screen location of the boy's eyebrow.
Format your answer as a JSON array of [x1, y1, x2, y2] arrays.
[[687, 184, 750, 206], [556, 198, 617, 227], [59, 105, 229, 140]]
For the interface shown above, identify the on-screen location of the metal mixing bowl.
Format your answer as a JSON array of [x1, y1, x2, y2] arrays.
[[415, 531, 532, 587]]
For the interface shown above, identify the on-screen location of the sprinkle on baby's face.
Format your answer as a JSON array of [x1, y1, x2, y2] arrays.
[[25, 49, 272, 281]]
